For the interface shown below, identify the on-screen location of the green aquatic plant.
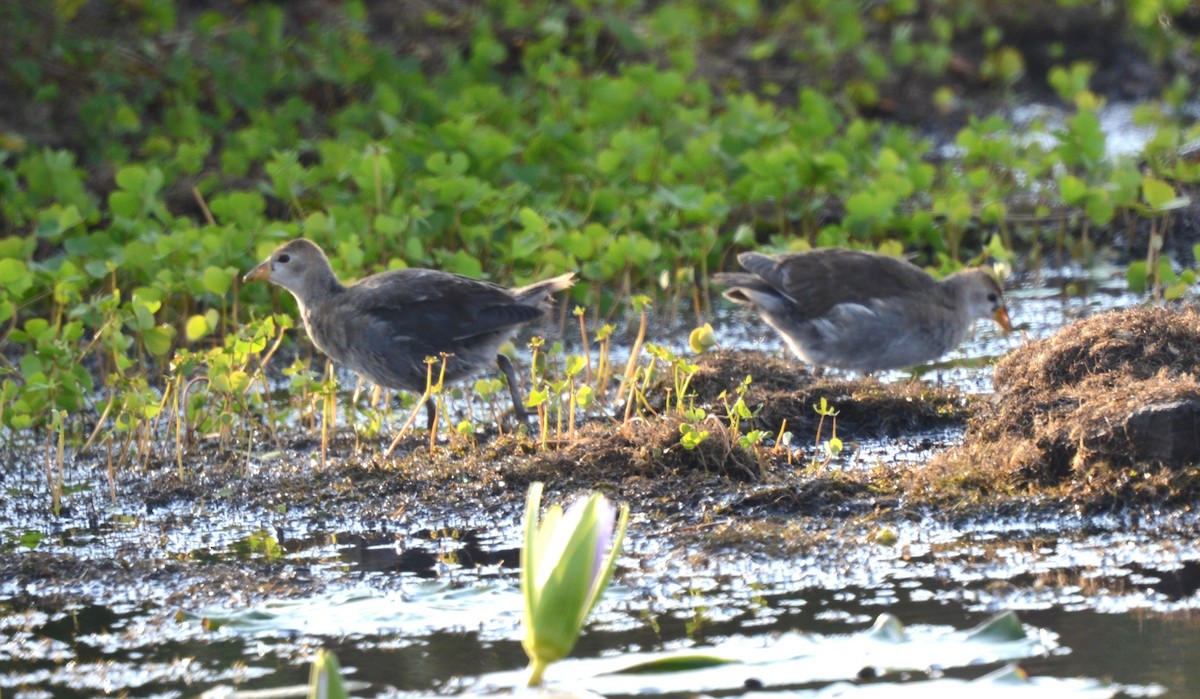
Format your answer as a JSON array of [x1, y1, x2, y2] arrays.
[[233, 529, 283, 560], [307, 649, 348, 699], [521, 482, 629, 687], [688, 322, 717, 354], [679, 406, 711, 451], [383, 354, 450, 457], [720, 375, 758, 439], [525, 336, 551, 447], [646, 342, 701, 414], [811, 396, 843, 472], [618, 295, 652, 422], [1125, 175, 1194, 301]]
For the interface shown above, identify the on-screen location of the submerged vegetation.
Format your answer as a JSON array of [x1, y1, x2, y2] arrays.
[[2, 0, 1200, 514]]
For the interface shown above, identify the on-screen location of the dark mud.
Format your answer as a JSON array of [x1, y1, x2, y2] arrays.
[[126, 349, 975, 523], [682, 350, 977, 437]]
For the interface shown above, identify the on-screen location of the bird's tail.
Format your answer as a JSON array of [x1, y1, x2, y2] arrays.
[[711, 272, 777, 305], [512, 272, 576, 304]]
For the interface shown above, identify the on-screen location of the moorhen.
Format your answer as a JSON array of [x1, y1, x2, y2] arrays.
[[713, 248, 1013, 373], [244, 238, 575, 446]]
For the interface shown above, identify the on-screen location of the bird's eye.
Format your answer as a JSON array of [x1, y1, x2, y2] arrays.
[[987, 292, 998, 302], [277, 253, 291, 264]]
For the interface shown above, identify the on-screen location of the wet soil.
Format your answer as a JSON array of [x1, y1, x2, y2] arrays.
[[12, 326, 1190, 614]]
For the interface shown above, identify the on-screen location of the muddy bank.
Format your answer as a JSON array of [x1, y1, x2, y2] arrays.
[[121, 350, 974, 519], [8, 316, 1200, 614], [921, 306, 1200, 504], [682, 350, 977, 437]]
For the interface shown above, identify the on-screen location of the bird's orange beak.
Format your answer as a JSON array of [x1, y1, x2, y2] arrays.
[[993, 306, 1013, 333], [243, 260, 271, 283]]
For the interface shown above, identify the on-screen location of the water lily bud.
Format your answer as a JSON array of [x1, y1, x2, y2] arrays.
[[308, 649, 347, 699], [521, 482, 630, 686]]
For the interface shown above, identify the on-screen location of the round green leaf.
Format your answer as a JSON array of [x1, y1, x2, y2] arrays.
[[0, 258, 32, 295], [201, 266, 233, 296], [185, 315, 210, 341]]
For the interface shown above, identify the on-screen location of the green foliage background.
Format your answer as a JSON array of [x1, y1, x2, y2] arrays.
[[1, 0, 1199, 439]]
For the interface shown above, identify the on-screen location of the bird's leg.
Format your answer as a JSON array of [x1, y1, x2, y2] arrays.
[[496, 354, 531, 422], [424, 400, 438, 432]]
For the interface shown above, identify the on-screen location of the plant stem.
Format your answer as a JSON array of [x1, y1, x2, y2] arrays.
[[526, 658, 549, 687]]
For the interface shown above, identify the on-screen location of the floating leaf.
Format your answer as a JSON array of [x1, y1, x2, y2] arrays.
[[966, 610, 1027, 643], [614, 654, 738, 674]]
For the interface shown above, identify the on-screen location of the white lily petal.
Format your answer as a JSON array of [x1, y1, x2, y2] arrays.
[[590, 496, 615, 588], [536, 496, 592, 591]]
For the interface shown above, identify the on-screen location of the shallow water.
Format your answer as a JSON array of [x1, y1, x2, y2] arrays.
[[2, 265, 1198, 698], [4, 510, 1199, 697]]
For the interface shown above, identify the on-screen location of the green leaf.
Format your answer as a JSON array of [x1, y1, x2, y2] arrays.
[[519, 207, 546, 234], [966, 610, 1028, 642], [1141, 176, 1176, 210], [57, 204, 83, 231], [201, 266, 233, 296], [18, 530, 44, 550], [114, 103, 141, 132], [1058, 175, 1087, 206], [688, 323, 716, 353], [525, 387, 548, 408], [0, 258, 32, 295], [679, 423, 709, 449], [613, 654, 738, 674], [308, 649, 349, 699], [575, 385, 594, 409], [115, 165, 148, 192], [565, 355, 587, 377], [185, 315, 210, 341], [1126, 260, 1148, 291], [142, 326, 175, 356], [109, 191, 140, 218], [1084, 190, 1114, 225], [596, 149, 623, 175]]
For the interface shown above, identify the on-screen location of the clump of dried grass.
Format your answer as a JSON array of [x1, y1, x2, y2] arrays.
[[921, 307, 1200, 503]]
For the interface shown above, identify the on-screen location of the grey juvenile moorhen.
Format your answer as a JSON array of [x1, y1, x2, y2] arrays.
[[713, 248, 1013, 373], [244, 238, 575, 437]]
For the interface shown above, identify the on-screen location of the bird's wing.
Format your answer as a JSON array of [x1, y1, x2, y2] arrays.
[[345, 269, 543, 346], [738, 249, 940, 320]]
